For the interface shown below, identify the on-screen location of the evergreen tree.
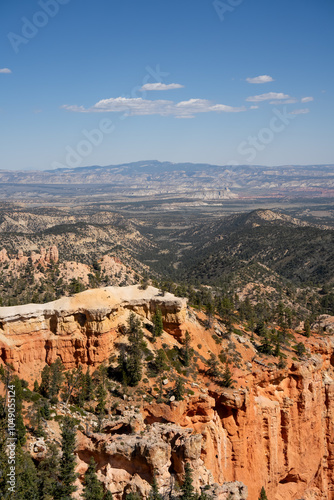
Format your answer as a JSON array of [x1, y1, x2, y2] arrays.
[[40, 359, 64, 401], [13, 377, 26, 445], [259, 486, 268, 500], [40, 364, 51, 398], [205, 301, 215, 327], [258, 334, 273, 355], [221, 364, 233, 388], [294, 342, 306, 357], [15, 444, 39, 500], [173, 377, 185, 401], [303, 319, 311, 338], [37, 441, 60, 499], [116, 348, 128, 386], [153, 349, 168, 374], [56, 416, 77, 499], [125, 313, 145, 386], [198, 492, 213, 500], [0, 416, 9, 498], [180, 463, 196, 499], [104, 491, 114, 500], [50, 358, 65, 402], [255, 320, 267, 337], [95, 383, 107, 415], [206, 353, 221, 378], [153, 308, 164, 338], [149, 473, 162, 500], [83, 457, 104, 500]]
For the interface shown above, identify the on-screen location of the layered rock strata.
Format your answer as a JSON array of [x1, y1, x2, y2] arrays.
[[0, 285, 186, 378], [2, 287, 334, 498]]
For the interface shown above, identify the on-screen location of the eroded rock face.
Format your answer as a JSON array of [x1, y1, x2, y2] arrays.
[[76, 422, 221, 499], [0, 285, 187, 378], [0, 248, 9, 262], [3, 286, 334, 499]]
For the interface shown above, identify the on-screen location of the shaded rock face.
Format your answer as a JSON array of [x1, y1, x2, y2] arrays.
[[0, 285, 187, 378]]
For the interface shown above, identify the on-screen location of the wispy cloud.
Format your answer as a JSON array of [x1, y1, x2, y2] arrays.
[[140, 82, 184, 91], [246, 92, 290, 102], [250, 105, 259, 109], [269, 98, 298, 104], [0, 68, 12, 74], [62, 97, 246, 118], [301, 96, 314, 103], [290, 108, 310, 115], [246, 75, 274, 84]]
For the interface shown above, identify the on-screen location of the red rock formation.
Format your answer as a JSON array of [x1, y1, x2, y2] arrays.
[[0, 285, 187, 380], [46, 245, 59, 263], [2, 286, 334, 498]]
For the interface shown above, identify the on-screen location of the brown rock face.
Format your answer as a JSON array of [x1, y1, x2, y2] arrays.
[[3, 286, 334, 498], [0, 285, 187, 379], [47, 245, 59, 263], [0, 248, 9, 262]]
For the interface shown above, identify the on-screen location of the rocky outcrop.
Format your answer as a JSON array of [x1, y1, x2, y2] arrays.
[[3, 285, 334, 498], [0, 285, 187, 378], [76, 420, 240, 499], [0, 248, 8, 262]]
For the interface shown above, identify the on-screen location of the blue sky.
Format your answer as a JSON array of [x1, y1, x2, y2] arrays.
[[0, 0, 333, 170]]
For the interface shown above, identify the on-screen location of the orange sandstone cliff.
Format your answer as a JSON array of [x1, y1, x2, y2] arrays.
[[1, 285, 334, 499]]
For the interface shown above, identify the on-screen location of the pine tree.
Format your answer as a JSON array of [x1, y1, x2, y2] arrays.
[[181, 331, 193, 367], [104, 491, 114, 500], [126, 313, 145, 386], [303, 319, 311, 337], [50, 358, 65, 401], [0, 416, 9, 498], [221, 363, 233, 388], [259, 486, 268, 500], [40, 364, 51, 398], [83, 457, 104, 500], [173, 377, 185, 401], [205, 301, 215, 327], [154, 349, 168, 374], [153, 308, 163, 338], [206, 353, 221, 378], [15, 444, 39, 499], [37, 441, 60, 499], [258, 334, 273, 355], [56, 416, 77, 499], [149, 473, 163, 500], [180, 463, 195, 499], [96, 383, 107, 415], [13, 377, 26, 445], [85, 368, 94, 401]]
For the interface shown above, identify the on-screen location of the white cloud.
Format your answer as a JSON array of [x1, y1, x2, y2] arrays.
[[246, 75, 274, 84], [269, 98, 298, 104], [140, 82, 184, 91], [0, 68, 11, 74], [246, 92, 290, 102], [301, 96, 314, 103], [62, 97, 246, 118], [250, 105, 259, 109], [290, 108, 310, 115]]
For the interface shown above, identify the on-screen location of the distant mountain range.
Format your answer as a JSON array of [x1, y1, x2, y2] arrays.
[[0, 161, 333, 201]]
